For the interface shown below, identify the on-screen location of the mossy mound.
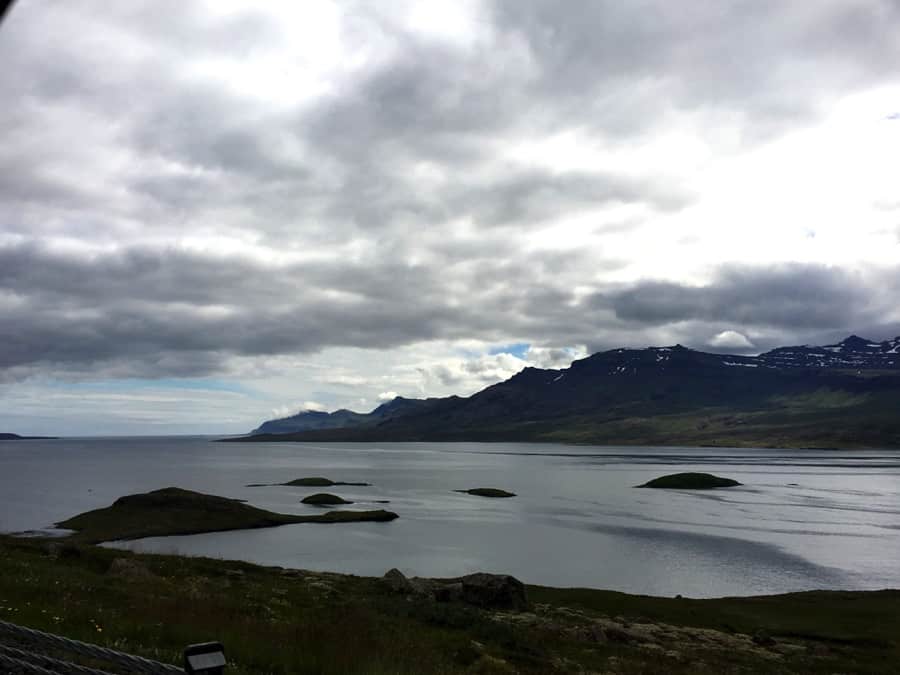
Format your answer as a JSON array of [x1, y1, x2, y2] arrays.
[[301, 493, 353, 505], [286, 477, 337, 486], [57, 487, 397, 543], [636, 473, 742, 489], [454, 488, 517, 498], [245, 477, 371, 487], [316, 509, 397, 523]]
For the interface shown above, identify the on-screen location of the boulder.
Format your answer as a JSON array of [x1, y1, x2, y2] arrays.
[[752, 629, 776, 647], [383, 570, 528, 610], [382, 568, 415, 594], [434, 582, 464, 603], [457, 573, 528, 610]]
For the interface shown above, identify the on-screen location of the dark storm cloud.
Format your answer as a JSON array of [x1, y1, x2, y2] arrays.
[[0, 241, 605, 375], [1, 2, 900, 380], [3, 241, 896, 378], [602, 264, 898, 333]]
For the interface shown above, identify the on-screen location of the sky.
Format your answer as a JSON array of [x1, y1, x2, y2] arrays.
[[1, 1, 899, 435]]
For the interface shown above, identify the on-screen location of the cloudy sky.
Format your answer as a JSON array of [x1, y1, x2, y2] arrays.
[[1, 1, 899, 435]]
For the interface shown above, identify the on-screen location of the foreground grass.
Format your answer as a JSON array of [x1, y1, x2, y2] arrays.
[[1, 535, 897, 674]]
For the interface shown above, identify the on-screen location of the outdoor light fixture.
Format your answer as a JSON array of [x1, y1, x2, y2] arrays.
[[183, 642, 226, 674]]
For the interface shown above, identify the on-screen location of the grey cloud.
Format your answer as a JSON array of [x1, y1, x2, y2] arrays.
[[492, 0, 900, 140], [1, 240, 898, 378], [2, 2, 900, 386], [603, 264, 894, 332], [0, 241, 586, 375]]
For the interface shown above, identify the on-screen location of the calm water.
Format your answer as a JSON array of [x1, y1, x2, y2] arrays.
[[2, 437, 899, 598]]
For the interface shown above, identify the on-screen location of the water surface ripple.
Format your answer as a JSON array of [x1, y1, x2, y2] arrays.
[[1, 438, 898, 597]]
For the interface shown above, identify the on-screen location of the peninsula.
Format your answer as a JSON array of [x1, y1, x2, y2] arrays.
[[55, 487, 398, 543]]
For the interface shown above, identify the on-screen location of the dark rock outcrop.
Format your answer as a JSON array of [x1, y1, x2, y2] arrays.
[[455, 488, 517, 498], [636, 473, 742, 489], [381, 569, 528, 610], [247, 477, 372, 487], [301, 493, 353, 505], [456, 573, 528, 610], [382, 568, 415, 594]]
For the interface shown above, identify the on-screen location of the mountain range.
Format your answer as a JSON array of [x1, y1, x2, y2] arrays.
[[241, 335, 900, 449]]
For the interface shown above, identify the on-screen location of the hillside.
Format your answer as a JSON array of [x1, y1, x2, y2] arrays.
[[3, 534, 897, 675], [236, 336, 900, 448], [252, 396, 446, 434]]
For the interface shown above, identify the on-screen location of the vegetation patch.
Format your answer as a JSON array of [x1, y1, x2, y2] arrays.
[[454, 488, 517, 498], [301, 493, 353, 505], [56, 487, 397, 543], [636, 473, 742, 489], [0, 535, 896, 674], [247, 477, 372, 487]]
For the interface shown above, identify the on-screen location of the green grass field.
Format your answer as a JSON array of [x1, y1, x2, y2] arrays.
[[1, 535, 897, 674]]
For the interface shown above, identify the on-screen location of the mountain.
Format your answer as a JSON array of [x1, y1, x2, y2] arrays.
[[252, 396, 451, 434], [758, 335, 900, 370], [238, 335, 900, 449]]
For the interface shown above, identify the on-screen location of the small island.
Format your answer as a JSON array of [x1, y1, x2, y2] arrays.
[[301, 493, 353, 505], [247, 476, 371, 487], [56, 488, 398, 543], [454, 488, 517, 498], [0, 432, 58, 440], [636, 472, 742, 489]]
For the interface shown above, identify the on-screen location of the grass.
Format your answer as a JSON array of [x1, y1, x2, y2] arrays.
[[56, 487, 397, 543], [531, 399, 900, 449], [0, 535, 896, 674]]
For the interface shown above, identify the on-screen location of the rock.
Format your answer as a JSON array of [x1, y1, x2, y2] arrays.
[[284, 477, 371, 487], [454, 488, 517, 498], [108, 558, 158, 581], [752, 629, 776, 647], [636, 472, 742, 489], [386, 571, 527, 610], [603, 624, 641, 644], [301, 493, 353, 505], [382, 568, 415, 594], [408, 577, 435, 597], [457, 573, 528, 610], [306, 580, 336, 596], [287, 477, 336, 486], [434, 582, 464, 603]]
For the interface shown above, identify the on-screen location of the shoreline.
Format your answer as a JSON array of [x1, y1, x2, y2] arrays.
[[219, 433, 880, 451], [1, 534, 896, 674]]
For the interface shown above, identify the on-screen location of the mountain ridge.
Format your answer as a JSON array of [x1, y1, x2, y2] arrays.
[[241, 335, 900, 448]]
